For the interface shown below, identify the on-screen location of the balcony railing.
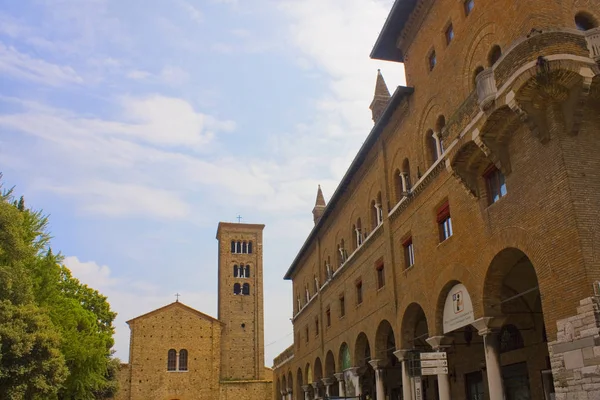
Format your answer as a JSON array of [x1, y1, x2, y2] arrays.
[[586, 27, 600, 63], [476, 68, 497, 111]]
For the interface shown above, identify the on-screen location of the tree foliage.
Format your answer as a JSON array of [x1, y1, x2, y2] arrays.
[[0, 175, 118, 399]]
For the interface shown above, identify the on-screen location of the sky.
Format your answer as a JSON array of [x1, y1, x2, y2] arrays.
[[0, 0, 405, 366]]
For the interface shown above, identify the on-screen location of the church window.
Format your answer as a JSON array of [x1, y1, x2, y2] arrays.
[[167, 349, 177, 371], [233, 265, 239, 278], [236, 241, 241, 253], [231, 241, 236, 253], [179, 349, 188, 371], [233, 283, 241, 295], [245, 265, 250, 278], [248, 241, 253, 254], [242, 283, 250, 295], [242, 241, 247, 254]]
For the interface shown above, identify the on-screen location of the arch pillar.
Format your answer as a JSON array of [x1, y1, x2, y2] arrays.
[[425, 336, 451, 400], [301, 385, 310, 400], [471, 317, 506, 400], [394, 350, 413, 400], [368, 359, 386, 400], [321, 377, 335, 397], [344, 367, 363, 397]]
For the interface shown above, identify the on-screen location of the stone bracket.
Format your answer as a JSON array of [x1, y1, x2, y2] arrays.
[[506, 91, 547, 144], [445, 159, 478, 199]]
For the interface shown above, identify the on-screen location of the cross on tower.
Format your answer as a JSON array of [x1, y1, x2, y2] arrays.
[[236, 215, 242, 223], [175, 293, 181, 302]]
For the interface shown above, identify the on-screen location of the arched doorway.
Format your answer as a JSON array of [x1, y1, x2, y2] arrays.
[[401, 303, 437, 400], [355, 332, 376, 398], [296, 368, 303, 400], [375, 319, 401, 399], [325, 350, 339, 397], [314, 357, 323, 398], [480, 247, 552, 400]]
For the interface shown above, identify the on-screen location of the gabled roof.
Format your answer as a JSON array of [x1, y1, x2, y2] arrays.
[[126, 301, 224, 326], [370, 0, 420, 62], [283, 85, 414, 280]]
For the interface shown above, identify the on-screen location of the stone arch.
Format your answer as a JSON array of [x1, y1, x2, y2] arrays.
[[296, 367, 304, 399], [338, 342, 351, 372], [354, 332, 371, 367], [324, 350, 335, 377], [282, 375, 287, 394], [287, 371, 293, 392], [374, 319, 397, 366], [400, 302, 429, 350]]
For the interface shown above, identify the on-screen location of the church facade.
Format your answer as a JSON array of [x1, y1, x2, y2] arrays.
[[273, 0, 600, 400], [113, 222, 272, 400]]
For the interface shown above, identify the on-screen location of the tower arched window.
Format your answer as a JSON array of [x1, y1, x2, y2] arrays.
[[179, 349, 188, 371], [167, 349, 177, 371], [231, 241, 236, 253], [435, 116, 446, 154], [356, 218, 363, 246], [245, 265, 250, 277], [233, 265, 239, 277], [402, 159, 411, 192], [233, 283, 241, 295], [351, 224, 357, 251], [575, 12, 598, 31], [242, 241, 247, 254], [488, 45, 502, 67], [242, 283, 250, 295], [248, 241, 253, 254], [236, 241, 241, 253]]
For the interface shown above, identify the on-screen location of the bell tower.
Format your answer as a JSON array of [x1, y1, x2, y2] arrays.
[[216, 222, 265, 380]]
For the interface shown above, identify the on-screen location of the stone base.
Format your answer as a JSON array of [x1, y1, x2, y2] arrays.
[[549, 297, 600, 400]]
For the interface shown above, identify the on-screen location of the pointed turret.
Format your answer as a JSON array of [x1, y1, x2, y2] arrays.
[[369, 69, 391, 123], [312, 185, 326, 225]]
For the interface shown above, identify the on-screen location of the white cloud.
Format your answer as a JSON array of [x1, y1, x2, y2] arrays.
[[0, 42, 83, 86], [159, 66, 190, 86], [177, 0, 204, 23]]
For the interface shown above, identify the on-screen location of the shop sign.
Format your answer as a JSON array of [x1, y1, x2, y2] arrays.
[[443, 283, 474, 333]]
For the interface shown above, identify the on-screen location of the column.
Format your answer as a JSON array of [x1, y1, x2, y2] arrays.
[[322, 377, 336, 398], [369, 359, 386, 400], [433, 131, 442, 157], [287, 388, 293, 400], [375, 203, 382, 224], [334, 372, 346, 397], [344, 367, 363, 397], [280, 390, 286, 400], [425, 336, 451, 400], [472, 317, 505, 400], [400, 172, 408, 193], [301, 385, 310, 400], [311, 382, 320, 400], [394, 350, 413, 400]]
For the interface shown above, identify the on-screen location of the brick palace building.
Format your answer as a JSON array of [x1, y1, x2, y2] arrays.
[[272, 0, 600, 399]]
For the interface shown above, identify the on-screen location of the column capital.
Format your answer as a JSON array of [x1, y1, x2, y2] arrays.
[[368, 359, 385, 370], [344, 366, 365, 377], [333, 372, 344, 381], [311, 381, 321, 390], [322, 377, 336, 386], [471, 316, 506, 336], [301, 385, 310, 392], [426, 335, 450, 350], [393, 349, 412, 361]]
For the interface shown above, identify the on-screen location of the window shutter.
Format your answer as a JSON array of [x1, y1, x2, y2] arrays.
[[437, 201, 450, 223]]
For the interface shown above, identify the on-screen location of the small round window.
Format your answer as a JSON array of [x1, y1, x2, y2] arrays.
[[575, 12, 598, 31]]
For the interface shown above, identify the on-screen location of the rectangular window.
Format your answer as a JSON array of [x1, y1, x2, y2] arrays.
[[445, 24, 454, 44], [464, 0, 475, 16], [376, 261, 385, 289], [428, 50, 437, 71], [326, 307, 331, 327], [339, 294, 345, 318], [355, 280, 363, 305], [437, 201, 453, 242], [315, 317, 319, 337], [403, 237, 415, 268], [484, 165, 507, 204]]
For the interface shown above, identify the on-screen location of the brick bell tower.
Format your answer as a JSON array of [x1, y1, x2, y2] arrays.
[[216, 222, 265, 381]]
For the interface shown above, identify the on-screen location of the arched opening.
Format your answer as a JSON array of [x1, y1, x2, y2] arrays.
[[375, 320, 402, 399], [426, 129, 438, 166], [325, 350, 339, 397], [178, 349, 188, 371], [233, 264, 238, 278], [488, 45, 502, 67], [354, 332, 375, 398], [402, 159, 411, 191], [394, 168, 403, 203], [233, 283, 241, 295], [339, 342, 351, 372], [287, 371, 293, 398], [305, 364, 314, 399], [376, 192, 383, 224], [314, 358, 323, 397], [167, 349, 177, 371], [282, 376, 287, 399], [351, 224, 358, 251], [324, 259, 331, 281], [370, 200, 378, 230], [575, 12, 598, 31], [248, 241, 253, 254], [242, 283, 250, 295], [245, 265, 250, 277], [230, 240, 235, 253], [356, 218, 363, 247], [276, 378, 281, 400], [296, 368, 304, 400], [436, 115, 446, 154], [236, 241, 241, 253], [242, 241, 247, 254]]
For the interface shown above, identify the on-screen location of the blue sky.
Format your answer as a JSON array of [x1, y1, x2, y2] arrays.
[[0, 0, 405, 365]]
